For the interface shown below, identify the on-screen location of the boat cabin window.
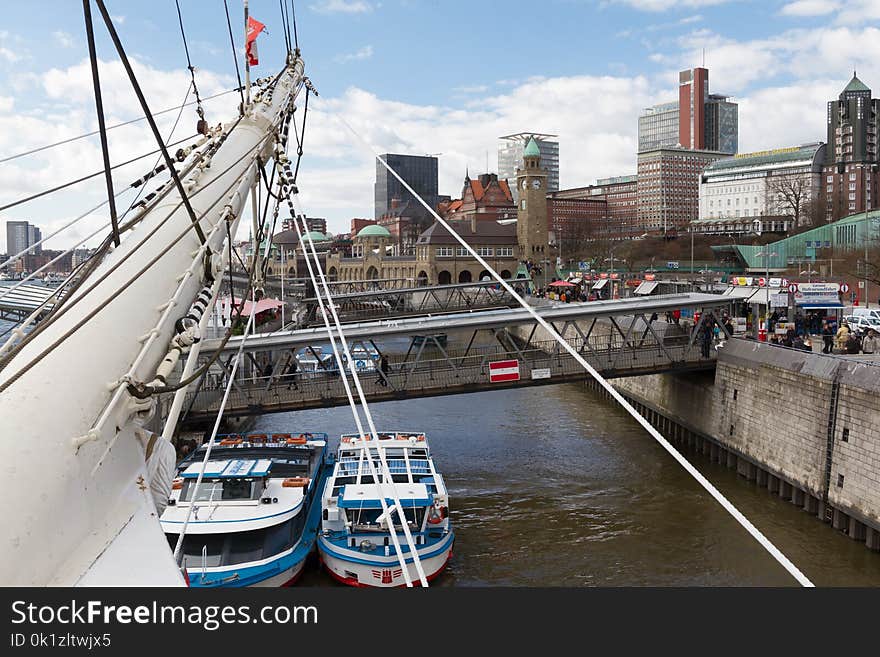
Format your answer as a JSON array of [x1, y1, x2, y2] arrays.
[[347, 506, 425, 531], [180, 477, 262, 502], [167, 514, 306, 568]]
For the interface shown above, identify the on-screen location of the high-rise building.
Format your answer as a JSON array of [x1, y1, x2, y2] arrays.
[[679, 68, 709, 150], [823, 72, 879, 221], [638, 67, 737, 155], [638, 102, 679, 152], [5, 220, 41, 256], [374, 154, 439, 223], [637, 147, 730, 234], [499, 133, 559, 202]]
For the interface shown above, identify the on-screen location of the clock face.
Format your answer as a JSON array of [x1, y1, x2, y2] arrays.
[[532, 179, 542, 189]]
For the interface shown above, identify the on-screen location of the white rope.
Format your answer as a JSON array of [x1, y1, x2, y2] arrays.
[[332, 112, 814, 588], [292, 190, 429, 587], [281, 174, 425, 586], [172, 283, 257, 566]]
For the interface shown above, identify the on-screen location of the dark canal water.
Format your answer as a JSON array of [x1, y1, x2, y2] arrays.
[[253, 381, 880, 587]]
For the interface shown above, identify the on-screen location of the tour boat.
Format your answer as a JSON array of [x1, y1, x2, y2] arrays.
[[317, 431, 454, 587], [161, 432, 332, 587], [344, 343, 380, 372]]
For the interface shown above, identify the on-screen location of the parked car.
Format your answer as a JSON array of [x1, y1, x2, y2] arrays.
[[842, 315, 880, 336]]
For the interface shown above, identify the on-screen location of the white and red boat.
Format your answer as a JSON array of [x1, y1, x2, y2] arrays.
[[317, 431, 454, 587]]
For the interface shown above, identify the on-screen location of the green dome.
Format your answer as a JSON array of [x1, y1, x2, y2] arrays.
[[523, 137, 540, 158], [303, 231, 329, 242], [357, 224, 391, 239]]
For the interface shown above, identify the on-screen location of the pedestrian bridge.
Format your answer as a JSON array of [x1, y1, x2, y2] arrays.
[[177, 293, 732, 428]]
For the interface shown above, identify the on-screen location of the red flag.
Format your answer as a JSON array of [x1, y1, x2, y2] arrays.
[[246, 16, 265, 66]]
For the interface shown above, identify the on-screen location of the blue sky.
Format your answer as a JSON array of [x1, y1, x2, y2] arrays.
[[1, 0, 879, 248]]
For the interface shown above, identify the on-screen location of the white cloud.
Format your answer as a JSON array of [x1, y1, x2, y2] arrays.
[[780, 0, 840, 16], [111, 15, 126, 24], [334, 45, 374, 63], [453, 85, 489, 94], [0, 47, 19, 63], [53, 31, 75, 49], [310, 0, 375, 14], [835, 0, 880, 24]]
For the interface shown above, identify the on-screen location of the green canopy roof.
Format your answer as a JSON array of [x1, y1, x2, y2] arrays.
[[357, 224, 391, 238], [843, 72, 870, 93], [523, 137, 540, 158]]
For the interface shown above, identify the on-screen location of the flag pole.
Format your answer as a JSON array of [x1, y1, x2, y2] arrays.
[[243, 0, 251, 106]]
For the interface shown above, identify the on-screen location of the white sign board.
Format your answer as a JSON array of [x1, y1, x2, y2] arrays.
[[531, 368, 551, 380], [769, 292, 788, 308], [794, 282, 840, 307]]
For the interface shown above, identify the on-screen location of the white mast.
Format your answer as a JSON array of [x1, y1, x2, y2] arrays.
[[0, 58, 305, 586]]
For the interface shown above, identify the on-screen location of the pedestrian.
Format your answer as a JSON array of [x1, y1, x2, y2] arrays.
[[835, 322, 850, 353], [862, 329, 878, 355], [821, 321, 834, 354], [285, 356, 299, 390], [376, 354, 390, 387], [845, 332, 861, 355], [700, 322, 713, 358]]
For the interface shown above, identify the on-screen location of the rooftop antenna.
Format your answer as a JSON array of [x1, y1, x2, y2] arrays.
[[702, 48, 705, 67]]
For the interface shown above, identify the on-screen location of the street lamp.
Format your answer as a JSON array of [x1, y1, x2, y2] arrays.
[[864, 162, 879, 308]]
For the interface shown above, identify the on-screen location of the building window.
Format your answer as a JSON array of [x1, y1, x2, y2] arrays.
[[496, 247, 513, 257], [521, 200, 526, 210], [456, 247, 469, 257], [476, 247, 493, 257], [436, 247, 453, 257]]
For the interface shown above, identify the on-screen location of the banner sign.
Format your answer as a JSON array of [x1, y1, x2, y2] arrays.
[[531, 368, 551, 380], [794, 282, 840, 306]]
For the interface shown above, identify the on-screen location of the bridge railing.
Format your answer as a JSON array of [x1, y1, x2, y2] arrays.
[[181, 332, 716, 421]]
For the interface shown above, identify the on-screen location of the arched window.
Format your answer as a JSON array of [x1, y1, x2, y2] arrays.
[[458, 270, 472, 283], [438, 270, 452, 285]]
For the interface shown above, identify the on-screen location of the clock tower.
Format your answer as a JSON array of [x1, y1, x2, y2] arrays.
[[516, 137, 549, 265]]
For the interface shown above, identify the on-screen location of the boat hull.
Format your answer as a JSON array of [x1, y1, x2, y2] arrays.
[[318, 532, 454, 588]]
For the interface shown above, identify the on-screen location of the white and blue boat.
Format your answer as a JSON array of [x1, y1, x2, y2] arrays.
[[161, 432, 333, 587], [317, 431, 454, 587]]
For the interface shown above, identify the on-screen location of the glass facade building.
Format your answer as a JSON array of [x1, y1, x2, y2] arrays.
[[5, 220, 41, 256], [498, 133, 559, 202], [638, 102, 680, 153], [374, 154, 439, 222], [705, 96, 738, 154]]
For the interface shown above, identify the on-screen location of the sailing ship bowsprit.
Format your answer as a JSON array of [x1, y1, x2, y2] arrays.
[[0, 14, 307, 585]]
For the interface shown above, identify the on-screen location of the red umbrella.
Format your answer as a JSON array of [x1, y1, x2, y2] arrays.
[[548, 280, 575, 287]]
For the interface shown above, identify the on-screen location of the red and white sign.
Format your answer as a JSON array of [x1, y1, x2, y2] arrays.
[[757, 277, 766, 287], [781, 278, 790, 288], [840, 282, 850, 293], [489, 359, 520, 383], [788, 283, 798, 293]]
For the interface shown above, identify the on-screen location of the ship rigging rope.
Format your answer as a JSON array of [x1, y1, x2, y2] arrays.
[[173, 0, 206, 123], [223, 0, 246, 113], [332, 112, 815, 588], [0, 87, 238, 165], [0, 133, 196, 221], [290, 0, 299, 52], [0, 123, 278, 389], [282, 181, 425, 587], [171, 288, 258, 568], [0, 68, 290, 383], [0, 82, 193, 346]]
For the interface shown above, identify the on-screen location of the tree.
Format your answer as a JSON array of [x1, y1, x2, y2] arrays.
[[767, 171, 816, 228]]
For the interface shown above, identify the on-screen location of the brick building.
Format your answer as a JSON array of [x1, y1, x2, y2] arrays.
[[441, 173, 517, 225], [637, 147, 730, 235], [552, 174, 639, 238]]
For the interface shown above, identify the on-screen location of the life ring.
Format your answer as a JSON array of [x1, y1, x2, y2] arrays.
[[426, 502, 444, 525], [171, 477, 184, 490], [287, 434, 308, 445], [282, 477, 310, 488], [220, 437, 242, 446]]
